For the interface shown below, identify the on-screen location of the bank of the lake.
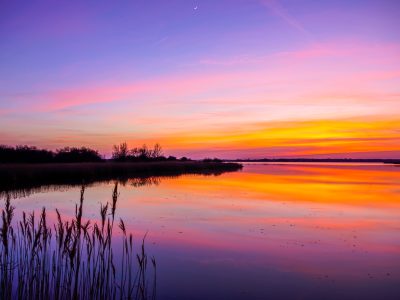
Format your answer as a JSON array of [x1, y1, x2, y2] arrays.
[[0, 161, 242, 191]]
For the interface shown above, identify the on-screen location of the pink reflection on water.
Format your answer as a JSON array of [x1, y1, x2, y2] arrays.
[[9, 163, 400, 299]]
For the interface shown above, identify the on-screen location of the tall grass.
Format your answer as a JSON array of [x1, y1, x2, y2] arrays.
[[0, 184, 156, 300]]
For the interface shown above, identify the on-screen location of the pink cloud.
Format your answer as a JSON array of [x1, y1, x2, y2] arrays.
[[31, 71, 257, 112], [3, 37, 399, 160], [20, 38, 399, 134], [199, 39, 400, 66]]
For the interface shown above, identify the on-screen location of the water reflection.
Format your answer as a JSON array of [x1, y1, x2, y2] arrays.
[[130, 176, 162, 187], [4, 163, 400, 299], [0, 173, 213, 200]]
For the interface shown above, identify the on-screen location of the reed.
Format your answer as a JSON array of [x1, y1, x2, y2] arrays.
[[0, 183, 155, 300]]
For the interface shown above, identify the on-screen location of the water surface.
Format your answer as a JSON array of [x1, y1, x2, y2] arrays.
[[7, 163, 400, 299]]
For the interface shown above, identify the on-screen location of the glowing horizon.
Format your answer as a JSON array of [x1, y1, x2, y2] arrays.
[[1, 1, 399, 159]]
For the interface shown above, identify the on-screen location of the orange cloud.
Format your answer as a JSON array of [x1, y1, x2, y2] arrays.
[[2, 39, 399, 159], [126, 117, 400, 158]]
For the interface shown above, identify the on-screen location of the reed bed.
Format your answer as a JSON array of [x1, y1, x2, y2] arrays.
[[0, 184, 156, 300]]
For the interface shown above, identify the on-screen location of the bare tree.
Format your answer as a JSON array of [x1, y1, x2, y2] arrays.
[[112, 142, 128, 161], [112, 142, 164, 161], [137, 144, 148, 158], [152, 143, 163, 158]]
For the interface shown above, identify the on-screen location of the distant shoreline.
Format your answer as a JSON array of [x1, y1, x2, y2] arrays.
[[0, 161, 243, 192], [224, 158, 400, 164]]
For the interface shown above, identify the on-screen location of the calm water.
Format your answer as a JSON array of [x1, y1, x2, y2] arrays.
[[6, 163, 400, 299]]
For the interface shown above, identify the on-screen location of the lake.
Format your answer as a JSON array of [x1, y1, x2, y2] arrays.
[[4, 163, 400, 299]]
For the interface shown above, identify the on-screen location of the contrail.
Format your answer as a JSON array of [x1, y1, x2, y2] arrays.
[[261, 0, 314, 40]]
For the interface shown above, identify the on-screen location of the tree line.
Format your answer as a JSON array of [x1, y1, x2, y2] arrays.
[[111, 142, 186, 162], [0, 145, 102, 163], [0, 143, 188, 163]]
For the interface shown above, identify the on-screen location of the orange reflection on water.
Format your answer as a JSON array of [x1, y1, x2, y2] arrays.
[[115, 163, 400, 282], [13, 163, 400, 298], [159, 163, 400, 208]]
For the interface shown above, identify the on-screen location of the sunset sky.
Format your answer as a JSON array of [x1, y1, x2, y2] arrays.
[[1, 0, 399, 158]]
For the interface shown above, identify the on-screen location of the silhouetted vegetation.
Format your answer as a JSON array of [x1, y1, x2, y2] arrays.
[[112, 143, 165, 162], [0, 161, 243, 193], [0, 145, 54, 163], [203, 158, 222, 163], [0, 184, 155, 300], [55, 147, 103, 163], [0, 143, 229, 165], [0, 145, 102, 164]]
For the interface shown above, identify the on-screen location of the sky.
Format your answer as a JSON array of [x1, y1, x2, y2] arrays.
[[0, 0, 399, 159]]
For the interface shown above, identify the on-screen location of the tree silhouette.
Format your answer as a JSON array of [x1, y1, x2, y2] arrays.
[[112, 142, 129, 161], [111, 143, 165, 161]]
